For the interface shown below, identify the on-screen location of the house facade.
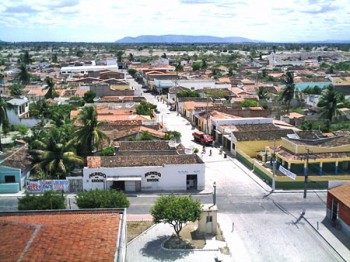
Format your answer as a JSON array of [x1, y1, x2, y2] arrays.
[[83, 141, 205, 192], [327, 183, 350, 235]]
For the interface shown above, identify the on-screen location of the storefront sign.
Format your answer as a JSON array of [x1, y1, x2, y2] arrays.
[[145, 171, 161, 182], [89, 172, 106, 183]]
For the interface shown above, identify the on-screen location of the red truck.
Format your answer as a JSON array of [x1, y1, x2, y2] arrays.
[[193, 131, 214, 145]]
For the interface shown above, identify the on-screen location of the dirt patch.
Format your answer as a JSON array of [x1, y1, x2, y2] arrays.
[[127, 221, 154, 243], [163, 222, 206, 249]]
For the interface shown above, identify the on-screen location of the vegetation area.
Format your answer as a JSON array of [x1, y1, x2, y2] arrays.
[[151, 194, 202, 238], [75, 189, 130, 209], [18, 191, 66, 210]]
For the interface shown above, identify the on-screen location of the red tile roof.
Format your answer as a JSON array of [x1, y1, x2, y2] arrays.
[[329, 183, 350, 208], [0, 210, 124, 262]]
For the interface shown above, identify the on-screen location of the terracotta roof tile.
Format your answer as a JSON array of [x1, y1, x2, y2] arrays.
[[0, 210, 123, 262]]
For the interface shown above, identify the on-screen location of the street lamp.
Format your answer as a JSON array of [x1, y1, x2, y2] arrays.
[[213, 181, 217, 205]]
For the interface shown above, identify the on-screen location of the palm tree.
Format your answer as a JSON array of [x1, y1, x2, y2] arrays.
[[30, 128, 84, 179], [317, 85, 344, 122], [22, 51, 32, 65], [17, 64, 30, 86], [0, 96, 9, 151], [279, 71, 295, 113], [73, 106, 110, 156], [44, 77, 56, 99]]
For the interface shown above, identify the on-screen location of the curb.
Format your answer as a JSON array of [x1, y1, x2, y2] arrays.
[[127, 223, 157, 245], [160, 235, 220, 252]]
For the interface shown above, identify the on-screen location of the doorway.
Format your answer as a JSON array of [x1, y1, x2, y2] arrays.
[[331, 199, 338, 221], [186, 175, 197, 190], [112, 181, 125, 191]]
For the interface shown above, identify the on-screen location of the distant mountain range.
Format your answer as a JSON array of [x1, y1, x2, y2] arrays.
[[116, 34, 258, 44]]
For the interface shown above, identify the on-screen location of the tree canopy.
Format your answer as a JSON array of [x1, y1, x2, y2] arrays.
[[240, 99, 259, 107], [279, 71, 295, 113], [151, 194, 202, 237], [317, 85, 345, 122]]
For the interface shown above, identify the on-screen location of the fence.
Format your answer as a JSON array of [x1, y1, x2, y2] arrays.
[[236, 150, 330, 190]]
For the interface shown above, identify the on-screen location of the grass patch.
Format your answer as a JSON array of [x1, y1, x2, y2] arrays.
[[127, 221, 154, 243]]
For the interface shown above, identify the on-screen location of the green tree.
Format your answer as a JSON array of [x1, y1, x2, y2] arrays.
[[136, 101, 157, 117], [192, 62, 202, 71], [76, 50, 84, 58], [175, 62, 183, 74], [17, 64, 31, 85], [151, 194, 202, 238], [317, 85, 344, 122], [52, 53, 58, 63], [30, 128, 84, 179], [240, 99, 259, 107], [128, 69, 137, 78], [44, 77, 57, 99], [257, 86, 268, 100], [9, 83, 23, 96], [75, 189, 130, 208], [83, 90, 96, 103], [116, 50, 124, 62], [18, 191, 66, 210], [140, 131, 153, 140], [0, 95, 8, 150], [176, 90, 200, 98], [128, 53, 134, 61], [161, 53, 167, 58], [74, 106, 110, 156], [21, 50, 32, 65], [101, 146, 115, 156], [165, 131, 181, 143], [279, 71, 295, 113]]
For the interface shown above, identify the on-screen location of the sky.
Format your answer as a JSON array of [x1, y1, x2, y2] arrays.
[[0, 0, 349, 43]]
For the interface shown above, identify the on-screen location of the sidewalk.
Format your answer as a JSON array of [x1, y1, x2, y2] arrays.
[[127, 223, 231, 262], [305, 213, 350, 261]]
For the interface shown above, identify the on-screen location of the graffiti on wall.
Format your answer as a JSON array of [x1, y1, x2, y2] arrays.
[[26, 180, 69, 193]]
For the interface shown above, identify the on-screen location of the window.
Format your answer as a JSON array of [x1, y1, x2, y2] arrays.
[[5, 176, 16, 183], [206, 216, 212, 223]]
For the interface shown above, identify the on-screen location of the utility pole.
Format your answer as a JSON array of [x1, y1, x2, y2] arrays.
[[213, 181, 217, 205], [303, 149, 310, 199], [303, 148, 316, 199], [272, 140, 276, 191]]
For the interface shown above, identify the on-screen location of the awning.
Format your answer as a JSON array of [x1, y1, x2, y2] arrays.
[[106, 177, 142, 182]]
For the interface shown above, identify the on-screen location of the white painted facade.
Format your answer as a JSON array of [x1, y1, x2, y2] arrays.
[[60, 65, 119, 74], [83, 163, 205, 192]]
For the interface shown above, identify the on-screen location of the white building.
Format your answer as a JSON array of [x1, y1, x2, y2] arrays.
[[60, 65, 119, 75], [83, 141, 205, 192]]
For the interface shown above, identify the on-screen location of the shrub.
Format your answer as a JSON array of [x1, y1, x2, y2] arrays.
[[18, 190, 66, 210], [75, 189, 130, 208]]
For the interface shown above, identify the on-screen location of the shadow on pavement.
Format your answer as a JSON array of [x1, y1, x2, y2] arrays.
[[140, 235, 192, 261]]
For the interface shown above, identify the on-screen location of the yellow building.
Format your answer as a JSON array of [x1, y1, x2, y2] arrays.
[[265, 131, 350, 177]]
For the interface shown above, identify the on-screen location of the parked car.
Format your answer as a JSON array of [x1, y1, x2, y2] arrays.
[[192, 131, 214, 145]]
